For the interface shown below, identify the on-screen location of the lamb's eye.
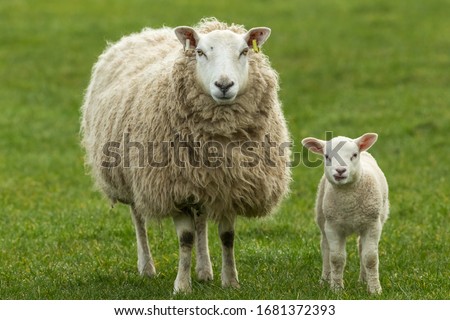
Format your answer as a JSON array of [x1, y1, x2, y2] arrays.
[[240, 48, 249, 57], [351, 153, 358, 160], [196, 49, 205, 57], [325, 154, 330, 160]]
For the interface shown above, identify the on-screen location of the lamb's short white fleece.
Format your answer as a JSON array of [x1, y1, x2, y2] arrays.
[[302, 133, 389, 294]]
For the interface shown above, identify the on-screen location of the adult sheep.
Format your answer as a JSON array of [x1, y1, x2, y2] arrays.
[[81, 18, 291, 293]]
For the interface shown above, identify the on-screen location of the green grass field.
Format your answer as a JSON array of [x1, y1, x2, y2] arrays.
[[0, 0, 449, 300]]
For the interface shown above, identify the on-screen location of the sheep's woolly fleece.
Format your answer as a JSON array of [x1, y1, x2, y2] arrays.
[[81, 18, 291, 221]]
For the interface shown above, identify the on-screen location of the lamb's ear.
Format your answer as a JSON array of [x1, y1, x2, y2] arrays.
[[244, 27, 271, 49], [174, 27, 199, 50], [302, 137, 325, 155], [355, 133, 378, 152]]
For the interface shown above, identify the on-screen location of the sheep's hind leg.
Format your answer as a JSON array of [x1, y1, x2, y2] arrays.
[[360, 225, 382, 294], [358, 236, 367, 283], [194, 211, 213, 282], [173, 210, 195, 294], [131, 206, 156, 277], [219, 216, 240, 289], [320, 232, 331, 285]]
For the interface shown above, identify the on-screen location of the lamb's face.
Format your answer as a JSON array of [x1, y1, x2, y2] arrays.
[[323, 137, 361, 186], [175, 26, 271, 104], [301, 133, 379, 186]]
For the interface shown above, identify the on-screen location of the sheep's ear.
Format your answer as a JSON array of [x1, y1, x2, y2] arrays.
[[302, 137, 325, 155], [174, 27, 199, 50], [244, 27, 271, 49], [355, 133, 378, 152]]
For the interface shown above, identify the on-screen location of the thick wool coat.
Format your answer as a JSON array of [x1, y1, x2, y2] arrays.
[[81, 18, 291, 221]]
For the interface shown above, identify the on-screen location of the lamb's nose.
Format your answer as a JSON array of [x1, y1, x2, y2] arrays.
[[336, 168, 346, 175], [214, 81, 234, 94]]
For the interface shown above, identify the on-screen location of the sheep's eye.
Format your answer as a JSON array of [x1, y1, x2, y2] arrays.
[[196, 49, 205, 57], [351, 153, 358, 160], [325, 154, 330, 160], [240, 48, 249, 57]]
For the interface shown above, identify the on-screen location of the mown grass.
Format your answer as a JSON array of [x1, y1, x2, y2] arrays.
[[0, 0, 449, 300]]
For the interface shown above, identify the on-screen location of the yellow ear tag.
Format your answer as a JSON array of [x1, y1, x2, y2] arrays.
[[185, 39, 190, 52], [252, 39, 259, 53]]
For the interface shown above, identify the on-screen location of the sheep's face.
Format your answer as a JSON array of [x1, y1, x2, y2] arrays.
[[302, 133, 379, 186], [175, 26, 271, 104], [193, 30, 249, 104], [323, 137, 362, 185]]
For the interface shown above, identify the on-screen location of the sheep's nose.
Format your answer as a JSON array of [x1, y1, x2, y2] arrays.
[[336, 168, 346, 175], [214, 80, 234, 94]]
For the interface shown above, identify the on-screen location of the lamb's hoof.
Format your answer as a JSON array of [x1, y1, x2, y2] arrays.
[[197, 268, 214, 282], [173, 280, 192, 295], [319, 278, 330, 286], [368, 285, 382, 295], [222, 278, 240, 289], [330, 282, 344, 293], [138, 262, 156, 277], [359, 274, 367, 284]]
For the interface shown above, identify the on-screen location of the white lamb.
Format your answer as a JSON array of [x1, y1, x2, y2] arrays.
[[302, 133, 389, 294]]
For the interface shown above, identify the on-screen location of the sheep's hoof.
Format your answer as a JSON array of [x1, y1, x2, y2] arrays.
[[368, 284, 382, 295], [138, 262, 156, 277], [197, 268, 214, 282], [330, 282, 344, 292], [173, 286, 192, 295], [222, 278, 240, 289], [319, 277, 330, 286], [173, 280, 192, 294]]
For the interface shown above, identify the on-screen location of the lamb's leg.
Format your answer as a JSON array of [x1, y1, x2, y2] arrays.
[[173, 210, 195, 294], [325, 224, 346, 291], [219, 216, 240, 288], [358, 236, 367, 283], [315, 183, 329, 284], [360, 224, 383, 294], [320, 231, 331, 284], [130, 206, 156, 277], [194, 212, 213, 281]]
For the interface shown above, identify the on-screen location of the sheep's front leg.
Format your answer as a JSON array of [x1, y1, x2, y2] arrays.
[[360, 223, 383, 294], [320, 231, 331, 284], [131, 206, 156, 277], [358, 236, 367, 283], [194, 212, 213, 281], [219, 217, 240, 288], [325, 223, 346, 291], [316, 181, 330, 284], [173, 211, 195, 294]]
